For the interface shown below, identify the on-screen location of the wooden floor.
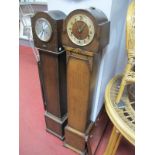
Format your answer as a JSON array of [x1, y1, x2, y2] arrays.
[[19, 45, 135, 155]]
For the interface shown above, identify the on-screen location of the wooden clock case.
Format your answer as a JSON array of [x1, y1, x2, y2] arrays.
[[62, 7, 110, 154], [62, 7, 110, 53], [31, 10, 67, 139]]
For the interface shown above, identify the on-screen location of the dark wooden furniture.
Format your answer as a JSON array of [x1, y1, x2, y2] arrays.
[[62, 7, 110, 154], [31, 10, 67, 139]]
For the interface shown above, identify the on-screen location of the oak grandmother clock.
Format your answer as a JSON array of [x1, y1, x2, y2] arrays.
[[31, 10, 67, 139], [62, 7, 110, 154]]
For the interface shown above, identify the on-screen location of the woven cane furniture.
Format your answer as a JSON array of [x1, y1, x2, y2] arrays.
[[104, 1, 135, 155]]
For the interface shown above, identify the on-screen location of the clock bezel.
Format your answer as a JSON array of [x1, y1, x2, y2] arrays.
[[67, 13, 95, 47], [35, 18, 53, 42]]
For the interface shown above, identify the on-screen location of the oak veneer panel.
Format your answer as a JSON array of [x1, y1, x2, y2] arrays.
[[67, 57, 90, 132], [40, 51, 62, 117]]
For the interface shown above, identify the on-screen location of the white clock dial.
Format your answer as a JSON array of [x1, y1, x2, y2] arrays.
[[35, 18, 52, 42], [67, 14, 95, 46]]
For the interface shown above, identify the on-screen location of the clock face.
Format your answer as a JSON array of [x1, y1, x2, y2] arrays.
[[35, 18, 52, 42], [67, 14, 95, 46]]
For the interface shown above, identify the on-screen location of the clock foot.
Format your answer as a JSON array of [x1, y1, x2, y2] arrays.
[[64, 124, 93, 154], [64, 142, 87, 155], [44, 111, 67, 140]]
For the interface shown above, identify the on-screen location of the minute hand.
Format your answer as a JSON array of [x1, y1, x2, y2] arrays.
[[75, 22, 81, 33], [79, 23, 86, 33]]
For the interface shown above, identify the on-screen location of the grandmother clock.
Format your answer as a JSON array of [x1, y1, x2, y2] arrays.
[[62, 7, 110, 154], [31, 10, 67, 139]]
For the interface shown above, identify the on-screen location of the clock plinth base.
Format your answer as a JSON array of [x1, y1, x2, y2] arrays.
[[64, 143, 86, 155], [44, 111, 67, 140], [64, 124, 93, 154]]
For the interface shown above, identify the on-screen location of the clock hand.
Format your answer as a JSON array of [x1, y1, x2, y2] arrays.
[[38, 30, 43, 38], [79, 23, 86, 33], [38, 29, 44, 39], [43, 24, 48, 30], [42, 22, 45, 29], [75, 22, 80, 33], [42, 31, 45, 40]]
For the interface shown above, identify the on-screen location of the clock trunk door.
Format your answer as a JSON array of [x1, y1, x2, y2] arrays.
[[40, 52, 61, 117], [67, 56, 91, 132]]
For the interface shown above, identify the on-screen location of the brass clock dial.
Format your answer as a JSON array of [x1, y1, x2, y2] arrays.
[[35, 18, 52, 42], [67, 14, 95, 46]]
